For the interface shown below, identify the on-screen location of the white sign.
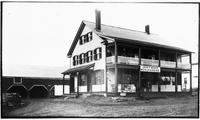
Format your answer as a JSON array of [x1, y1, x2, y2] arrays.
[[140, 65, 160, 73]]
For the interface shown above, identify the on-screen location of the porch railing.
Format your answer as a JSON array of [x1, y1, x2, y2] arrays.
[[106, 56, 139, 65], [161, 60, 176, 68], [141, 58, 159, 66], [107, 56, 191, 69], [177, 62, 191, 69]]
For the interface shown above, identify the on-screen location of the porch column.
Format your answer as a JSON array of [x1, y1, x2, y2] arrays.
[[105, 41, 108, 96], [138, 47, 141, 97], [63, 74, 65, 95], [114, 41, 118, 94], [175, 52, 178, 92], [158, 49, 161, 92], [77, 72, 80, 96], [189, 53, 192, 93]]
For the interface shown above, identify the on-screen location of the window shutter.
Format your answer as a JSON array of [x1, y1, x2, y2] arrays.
[[73, 56, 76, 66]]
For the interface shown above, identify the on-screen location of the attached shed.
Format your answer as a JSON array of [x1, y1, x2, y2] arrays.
[[2, 65, 69, 98]]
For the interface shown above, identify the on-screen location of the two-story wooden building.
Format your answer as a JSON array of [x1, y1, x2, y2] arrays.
[[62, 10, 192, 97]]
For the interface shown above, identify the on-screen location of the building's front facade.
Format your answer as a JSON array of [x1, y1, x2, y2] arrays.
[[62, 11, 192, 97]]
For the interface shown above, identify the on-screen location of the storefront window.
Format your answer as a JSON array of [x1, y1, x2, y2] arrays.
[[160, 71, 175, 92], [118, 69, 137, 92], [92, 70, 104, 85]]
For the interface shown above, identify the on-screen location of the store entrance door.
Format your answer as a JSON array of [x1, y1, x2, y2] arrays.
[[141, 72, 159, 92]]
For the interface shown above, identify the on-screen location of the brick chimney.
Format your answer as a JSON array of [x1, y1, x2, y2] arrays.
[[145, 25, 150, 34], [95, 9, 101, 31]]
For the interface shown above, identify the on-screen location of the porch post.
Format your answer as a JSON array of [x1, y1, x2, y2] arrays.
[[189, 53, 192, 93], [175, 52, 178, 92], [63, 74, 65, 95], [114, 41, 118, 94], [104, 41, 108, 96], [158, 49, 161, 92], [77, 72, 79, 96], [138, 47, 141, 97]]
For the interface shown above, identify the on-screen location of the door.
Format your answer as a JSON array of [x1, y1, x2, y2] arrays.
[[141, 72, 159, 92]]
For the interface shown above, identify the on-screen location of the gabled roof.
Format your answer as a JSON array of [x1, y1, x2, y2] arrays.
[[67, 20, 191, 57]]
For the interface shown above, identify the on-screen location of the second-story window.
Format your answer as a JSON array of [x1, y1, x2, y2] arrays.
[[79, 36, 84, 45], [84, 53, 88, 63], [94, 47, 102, 60], [79, 53, 85, 64], [87, 50, 93, 62], [73, 55, 79, 66]]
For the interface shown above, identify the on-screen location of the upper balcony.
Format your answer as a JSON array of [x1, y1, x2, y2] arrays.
[[106, 45, 191, 70], [107, 56, 191, 69]]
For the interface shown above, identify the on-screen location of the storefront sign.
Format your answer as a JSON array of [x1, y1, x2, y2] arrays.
[[140, 65, 160, 73]]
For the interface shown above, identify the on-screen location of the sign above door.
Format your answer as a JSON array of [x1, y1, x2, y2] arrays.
[[140, 65, 160, 73]]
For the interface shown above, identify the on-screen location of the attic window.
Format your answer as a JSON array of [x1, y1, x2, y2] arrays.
[[79, 32, 92, 45]]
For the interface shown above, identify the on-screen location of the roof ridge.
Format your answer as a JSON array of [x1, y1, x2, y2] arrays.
[[82, 20, 159, 35]]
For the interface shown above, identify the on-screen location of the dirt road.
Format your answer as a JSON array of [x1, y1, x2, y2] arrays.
[[4, 95, 198, 117]]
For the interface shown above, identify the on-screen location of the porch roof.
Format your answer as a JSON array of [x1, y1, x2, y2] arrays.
[[61, 63, 95, 75]]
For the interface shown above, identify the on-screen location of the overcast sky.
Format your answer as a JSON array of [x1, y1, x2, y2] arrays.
[[2, 3, 198, 68]]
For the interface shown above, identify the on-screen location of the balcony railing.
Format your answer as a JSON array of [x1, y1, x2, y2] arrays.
[[161, 60, 176, 68], [118, 56, 139, 65], [107, 56, 115, 64], [177, 62, 191, 69], [107, 56, 191, 69], [106, 56, 139, 65], [141, 58, 159, 66]]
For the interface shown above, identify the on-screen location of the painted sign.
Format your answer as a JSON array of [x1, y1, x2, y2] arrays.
[[140, 65, 160, 73]]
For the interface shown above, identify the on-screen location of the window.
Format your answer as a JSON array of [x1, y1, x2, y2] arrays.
[[88, 32, 92, 41], [79, 36, 84, 45], [79, 32, 93, 45], [118, 69, 137, 84], [80, 73, 87, 86], [87, 50, 93, 62], [73, 56, 76, 66], [160, 72, 175, 85], [14, 77, 22, 84], [93, 70, 104, 85], [73, 55, 79, 66], [79, 53, 85, 64], [84, 53, 88, 63], [84, 34, 88, 43], [94, 47, 102, 60]]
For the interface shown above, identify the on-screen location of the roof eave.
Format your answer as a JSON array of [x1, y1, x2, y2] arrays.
[[67, 21, 86, 57]]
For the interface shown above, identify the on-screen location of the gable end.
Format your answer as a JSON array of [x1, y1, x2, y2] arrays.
[[67, 21, 86, 57]]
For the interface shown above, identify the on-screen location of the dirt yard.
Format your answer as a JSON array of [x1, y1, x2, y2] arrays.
[[3, 94, 198, 118]]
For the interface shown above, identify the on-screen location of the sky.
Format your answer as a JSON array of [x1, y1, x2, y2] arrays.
[[2, 3, 198, 68]]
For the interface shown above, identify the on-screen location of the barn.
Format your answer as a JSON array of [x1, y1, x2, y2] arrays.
[[2, 64, 69, 98]]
